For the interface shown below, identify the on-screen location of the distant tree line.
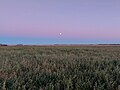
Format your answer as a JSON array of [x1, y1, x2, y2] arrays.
[[0, 44, 25, 46], [0, 44, 8, 46]]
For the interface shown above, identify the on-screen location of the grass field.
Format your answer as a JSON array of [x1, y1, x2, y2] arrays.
[[0, 46, 120, 90]]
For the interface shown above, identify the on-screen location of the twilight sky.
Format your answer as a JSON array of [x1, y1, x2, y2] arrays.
[[0, 0, 120, 44]]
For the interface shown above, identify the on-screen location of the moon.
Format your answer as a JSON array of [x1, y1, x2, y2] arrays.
[[59, 33, 62, 35]]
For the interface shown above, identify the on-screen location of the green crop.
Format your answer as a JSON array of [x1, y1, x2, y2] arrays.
[[0, 46, 120, 90]]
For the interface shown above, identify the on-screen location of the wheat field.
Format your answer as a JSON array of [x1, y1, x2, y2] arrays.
[[0, 46, 120, 90]]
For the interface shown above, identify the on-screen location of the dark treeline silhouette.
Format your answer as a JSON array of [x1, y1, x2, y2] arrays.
[[0, 44, 8, 46]]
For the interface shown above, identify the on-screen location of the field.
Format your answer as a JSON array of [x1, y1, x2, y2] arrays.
[[0, 46, 120, 90]]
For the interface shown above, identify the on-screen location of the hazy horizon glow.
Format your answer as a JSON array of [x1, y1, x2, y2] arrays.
[[0, 0, 120, 44]]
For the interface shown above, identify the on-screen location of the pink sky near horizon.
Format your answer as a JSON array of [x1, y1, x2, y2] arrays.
[[0, 0, 120, 44]]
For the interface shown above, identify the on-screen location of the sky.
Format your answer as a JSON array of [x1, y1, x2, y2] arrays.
[[0, 0, 120, 44]]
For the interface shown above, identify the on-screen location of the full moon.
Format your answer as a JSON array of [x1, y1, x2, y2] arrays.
[[59, 33, 62, 35]]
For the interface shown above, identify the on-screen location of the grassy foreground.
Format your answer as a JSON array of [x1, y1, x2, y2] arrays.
[[0, 46, 120, 90]]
